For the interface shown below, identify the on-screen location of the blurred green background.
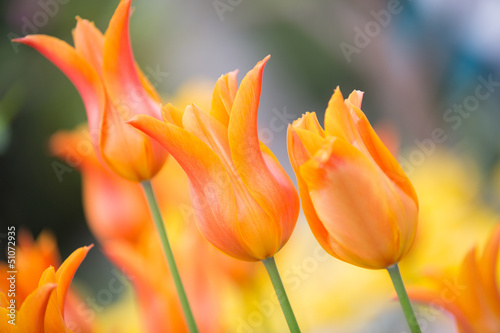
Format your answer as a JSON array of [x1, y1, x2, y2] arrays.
[[2, 0, 500, 292]]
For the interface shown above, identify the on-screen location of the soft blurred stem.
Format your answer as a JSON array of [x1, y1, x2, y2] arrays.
[[141, 181, 199, 333], [262, 257, 301, 333], [387, 264, 421, 333]]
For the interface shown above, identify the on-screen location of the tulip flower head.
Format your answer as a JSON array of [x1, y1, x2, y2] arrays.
[[13, 0, 167, 182], [0, 244, 92, 332], [288, 87, 419, 269], [129, 56, 300, 262]]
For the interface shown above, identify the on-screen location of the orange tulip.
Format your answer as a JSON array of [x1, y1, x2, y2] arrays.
[[410, 224, 500, 333], [287, 87, 419, 269], [129, 56, 300, 261], [13, 0, 167, 182], [0, 230, 59, 307], [0, 244, 92, 332]]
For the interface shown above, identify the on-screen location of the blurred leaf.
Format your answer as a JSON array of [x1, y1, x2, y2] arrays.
[[0, 83, 24, 154]]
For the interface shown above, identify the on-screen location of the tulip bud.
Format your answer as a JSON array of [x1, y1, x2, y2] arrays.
[[288, 87, 418, 269]]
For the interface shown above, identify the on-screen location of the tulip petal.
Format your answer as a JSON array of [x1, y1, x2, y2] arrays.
[[55, 245, 93, 313], [458, 250, 493, 322], [13, 35, 104, 149], [128, 115, 256, 260], [0, 308, 12, 333], [73, 15, 161, 104], [300, 137, 416, 269], [228, 55, 298, 231], [0, 293, 12, 333], [183, 104, 282, 259], [287, 126, 334, 255], [324, 87, 358, 143], [15, 283, 56, 333], [347, 90, 364, 108], [102, 0, 161, 120], [49, 124, 99, 170], [162, 103, 184, 127], [289, 112, 326, 158], [100, 101, 167, 181], [73, 17, 104, 75], [477, 226, 500, 317], [348, 103, 418, 204], [407, 287, 474, 333], [0, 293, 7, 308], [40, 246, 91, 333], [210, 70, 238, 127]]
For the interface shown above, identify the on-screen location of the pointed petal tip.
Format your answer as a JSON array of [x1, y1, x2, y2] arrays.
[[126, 114, 155, 129], [11, 36, 29, 44], [258, 55, 271, 67]]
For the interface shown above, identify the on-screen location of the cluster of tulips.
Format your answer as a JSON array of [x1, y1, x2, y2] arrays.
[[2, 0, 500, 332]]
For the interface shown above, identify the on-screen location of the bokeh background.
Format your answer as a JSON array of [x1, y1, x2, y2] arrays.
[[2, 0, 500, 332]]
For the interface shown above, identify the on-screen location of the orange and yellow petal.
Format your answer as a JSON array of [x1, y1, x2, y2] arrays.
[[15, 283, 57, 333], [128, 115, 255, 260], [300, 137, 416, 269], [210, 70, 238, 127], [73, 17, 104, 76], [102, 0, 161, 120], [13, 35, 105, 151], [228, 55, 299, 234], [100, 101, 168, 181]]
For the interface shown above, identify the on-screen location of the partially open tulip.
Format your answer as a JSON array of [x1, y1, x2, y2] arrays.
[[129, 56, 300, 261], [0, 244, 92, 332], [13, 0, 167, 182], [0, 230, 59, 307], [288, 87, 419, 269]]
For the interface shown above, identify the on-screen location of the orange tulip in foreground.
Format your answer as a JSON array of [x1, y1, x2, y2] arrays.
[[288, 87, 419, 270], [13, 0, 167, 182], [288, 87, 420, 332], [410, 224, 500, 333], [0, 243, 92, 332], [129, 56, 300, 262]]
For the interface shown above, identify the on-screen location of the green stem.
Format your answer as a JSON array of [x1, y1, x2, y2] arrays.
[[262, 257, 301, 333], [141, 181, 198, 333], [387, 264, 421, 333]]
